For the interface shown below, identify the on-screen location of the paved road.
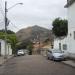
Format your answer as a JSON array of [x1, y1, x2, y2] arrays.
[[0, 55, 75, 75]]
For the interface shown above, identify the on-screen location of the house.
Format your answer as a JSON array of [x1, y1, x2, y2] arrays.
[[41, 44, 51, 56], [54, 0, 75, 59], [54, 37, 69, 56], [0, 39, 12, 56], [64, 0, 75, 58]]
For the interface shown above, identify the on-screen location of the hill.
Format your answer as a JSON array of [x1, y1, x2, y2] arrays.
[[16, 25, 54, 43]]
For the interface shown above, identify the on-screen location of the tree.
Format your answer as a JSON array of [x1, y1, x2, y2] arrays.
[[52, 18, 68, 37], [16, 40, 33, 55], [26, 41, 33, 55], [0, 29, 15, 34]]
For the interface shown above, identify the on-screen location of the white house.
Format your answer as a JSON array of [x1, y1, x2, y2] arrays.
[[0, 39, 12, 56], [65, 0, 75, 58], [54, 37, 69, 57], [54, 0, 75, 59]]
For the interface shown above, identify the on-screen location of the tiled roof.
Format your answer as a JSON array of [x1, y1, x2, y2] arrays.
[[65, 0, 75, 8]]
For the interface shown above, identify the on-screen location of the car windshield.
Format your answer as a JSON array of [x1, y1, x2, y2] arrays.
[[18, 50, 23, 52], [52, 50, 62, 53]]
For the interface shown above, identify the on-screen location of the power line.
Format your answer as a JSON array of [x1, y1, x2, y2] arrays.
[[0, 0, 5, 30], [0, 1, 4, 17], [9, 21, 19, 30], [0, 20, 4, 25], [0, 1, 20, 31]]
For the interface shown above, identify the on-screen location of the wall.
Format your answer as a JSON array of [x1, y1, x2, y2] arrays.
[[68, 3, 75, 30], [54, 37, 69, 57], [68, 3, 75, 55], [54, 39, 60, 49], [0, 39, 12, 56], [0, 39, 5, 55]]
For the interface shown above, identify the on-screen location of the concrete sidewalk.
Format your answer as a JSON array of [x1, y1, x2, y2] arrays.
[[0, 55, 13, 66], [62, 60, 75, 68], [0, 57, 5, 66]]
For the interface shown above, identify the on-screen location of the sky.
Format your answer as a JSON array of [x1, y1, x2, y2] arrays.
[[0, 0, 67, 32]]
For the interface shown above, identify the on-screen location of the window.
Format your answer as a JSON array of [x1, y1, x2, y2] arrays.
[[59, 43, 61, 50], [63, 44, 67, 50], [74, 31, 75, 40]]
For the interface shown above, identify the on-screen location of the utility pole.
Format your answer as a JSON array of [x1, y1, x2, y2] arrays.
[[4, 1, 7, 59], [4, 1, 23, 58]]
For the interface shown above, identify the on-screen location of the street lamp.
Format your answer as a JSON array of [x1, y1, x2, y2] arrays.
[[7, 3, 23, 11], [4, 1, 23, 59]]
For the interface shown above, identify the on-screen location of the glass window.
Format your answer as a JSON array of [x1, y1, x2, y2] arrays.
[[63, 44, 67, 50], [59, 43, 61, 50]]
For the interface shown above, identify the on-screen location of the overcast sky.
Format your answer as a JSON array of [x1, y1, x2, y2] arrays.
[[0, 0, 67, 32]]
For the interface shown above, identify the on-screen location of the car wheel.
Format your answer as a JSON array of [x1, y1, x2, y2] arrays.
[[47, 57, 49, 60], [50, 56, 53, 60]]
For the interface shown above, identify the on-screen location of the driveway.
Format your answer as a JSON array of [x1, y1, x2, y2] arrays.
[[0, 55, 75, 75]]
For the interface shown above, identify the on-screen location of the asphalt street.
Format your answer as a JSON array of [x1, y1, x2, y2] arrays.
[[0, 55, 75, 75]]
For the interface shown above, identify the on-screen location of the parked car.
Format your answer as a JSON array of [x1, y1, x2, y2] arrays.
[[47, 49, 65, 61], [17, 50, 25, 56], [24, 49, 29, 55]]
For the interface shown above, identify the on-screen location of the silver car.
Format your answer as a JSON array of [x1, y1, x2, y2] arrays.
[[47, 49, 65, 61]]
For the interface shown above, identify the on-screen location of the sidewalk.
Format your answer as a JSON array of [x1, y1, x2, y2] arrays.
[[0, 55, 13, 66], [62, 60, 75, 68], [0, 57, 5, 66]]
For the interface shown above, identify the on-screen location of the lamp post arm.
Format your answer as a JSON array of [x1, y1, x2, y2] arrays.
[[4, 2, 23, 58], [7, 3, 23, 11]]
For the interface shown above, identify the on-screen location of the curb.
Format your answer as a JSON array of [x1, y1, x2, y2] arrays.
[[62, 60, 75, 68], [0, 58, 5, 66], [3, 55, 14, 64], [0, 55, 14, 66]]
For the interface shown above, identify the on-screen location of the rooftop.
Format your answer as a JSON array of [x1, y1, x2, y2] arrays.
[[65, 0, 75, 8]]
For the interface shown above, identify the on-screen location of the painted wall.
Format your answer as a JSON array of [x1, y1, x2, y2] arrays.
[[54, 39, 60, 49], [68, 3, 75, 54], [54, 37, 69, 57], [0, 39, 12, 56], [68, 3, 75, 30]]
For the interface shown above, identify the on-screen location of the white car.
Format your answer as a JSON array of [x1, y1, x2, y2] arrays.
[[17, 50, 25, 56], [47, 49, 65, 61]]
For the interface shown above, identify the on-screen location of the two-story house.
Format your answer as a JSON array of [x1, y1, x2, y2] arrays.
[[64, 0, 75, 58]]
